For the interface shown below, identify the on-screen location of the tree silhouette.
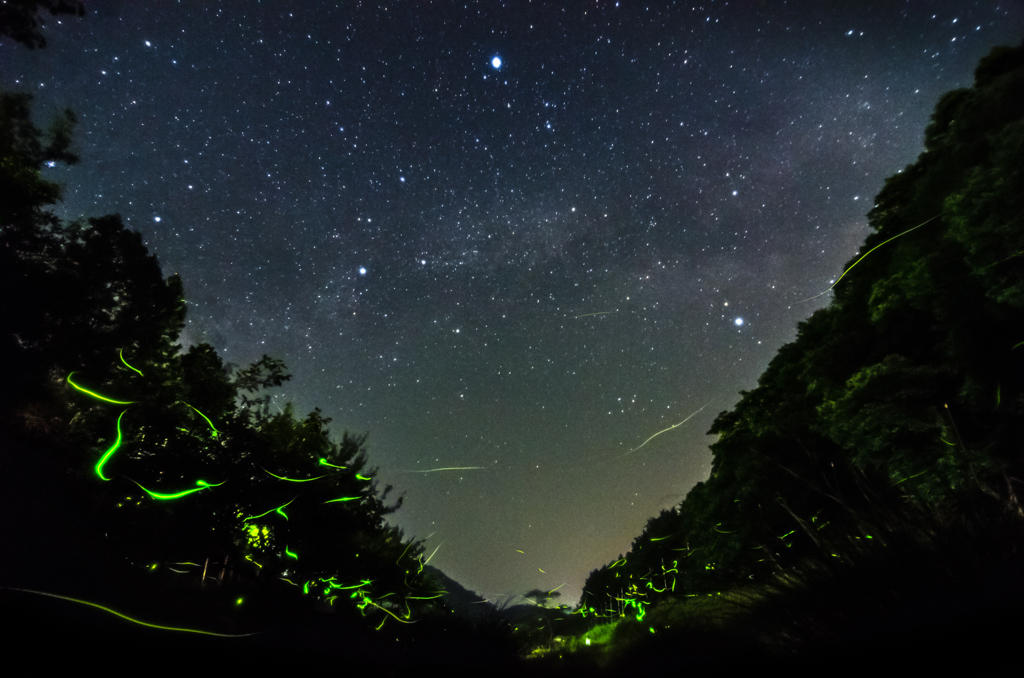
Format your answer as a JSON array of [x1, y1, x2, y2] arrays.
[[0, 0, 85, 49], [1, 87, 434, 632]]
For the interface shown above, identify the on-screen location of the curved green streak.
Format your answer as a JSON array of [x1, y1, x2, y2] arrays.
[[319, 458, 347, 469], [285, 546, 298, 560], [796, 214, 942, 303], [95, 410, 127, 481], [119, 349, 144, 376], [132, 478, 224, 500], [260, 466, 338, 482], [243, 497, 296, 522], [356, 473, 372, 481], [181, 402, 220, 437], [66, 373, 136, 405], [5, 587, 259, 637]]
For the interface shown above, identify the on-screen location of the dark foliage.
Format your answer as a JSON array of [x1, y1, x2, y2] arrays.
[[583, 41, 1024, 657], [0, 0, 84, 49]]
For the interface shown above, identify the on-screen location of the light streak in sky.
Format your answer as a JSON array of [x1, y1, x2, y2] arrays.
[[626, 400, 714, 454], [402, 466, 485, 473], [423, 542, 443, 566], [574, 310, 616, 318], [796, 213, 942, 304]]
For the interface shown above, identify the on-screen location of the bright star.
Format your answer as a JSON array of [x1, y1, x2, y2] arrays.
[[359, 267, 367, 276], [491, 56, 501, 69], [734, 318, 744, 326]]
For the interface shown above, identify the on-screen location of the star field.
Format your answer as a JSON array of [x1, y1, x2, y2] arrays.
[[4, 0, 1022, 605]]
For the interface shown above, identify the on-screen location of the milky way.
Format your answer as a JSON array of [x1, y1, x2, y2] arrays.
[[4, 1, 1022, 604]]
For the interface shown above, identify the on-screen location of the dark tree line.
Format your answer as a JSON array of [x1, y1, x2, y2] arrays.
[[0, 85, 442, 632], [582, 41, 1024, 618]]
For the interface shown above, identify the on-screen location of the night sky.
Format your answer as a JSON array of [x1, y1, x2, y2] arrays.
[[4, 1, 1022, 606]]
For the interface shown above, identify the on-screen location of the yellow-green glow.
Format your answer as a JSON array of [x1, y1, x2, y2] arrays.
[[66, 372, 136, 405], [796, 213, 942, 303], [95, 410, 127, 481], [5, 587, 259, 637], [423, 542, 443, 566], [318, 458, 347, 469], [181, 402, 220, 437], [119, 349, 144, 376], [626, 400, 713, 454], [240, 496, 295, 521], [609, 558, 627, 568], [260, 466, 338, 482], [323, 496, 361, 503], [892, 469, 929, 486], [132, 478, 224, 500], [356, 473, 371, 481], [285, 546, 298, 560]]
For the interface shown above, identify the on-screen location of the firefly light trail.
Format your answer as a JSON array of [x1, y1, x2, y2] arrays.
[[66, 372, 136, 405], [626, 400, 714, 455], [4, 587, 259, 637], [402, 467, 485, 473], [94, 410, 127, 481]]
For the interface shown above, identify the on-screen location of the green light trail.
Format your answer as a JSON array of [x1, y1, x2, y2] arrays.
[[242, 497, 296, 521], [423, 542, 443, 566], [626, 400, 713, 454], [95, 410, 127, 481], [131, 478, 224, 500], [285, 546, 298, 560], [796, 213, 942, 304], [318, 458, 347, 469], [324, 496, 361, 503], [259, 466, 339, 482], [4, 587, 259, 637], [119, 349, 144, 376], [180, 402, 220, 437], [66, 372, 136, 405]]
